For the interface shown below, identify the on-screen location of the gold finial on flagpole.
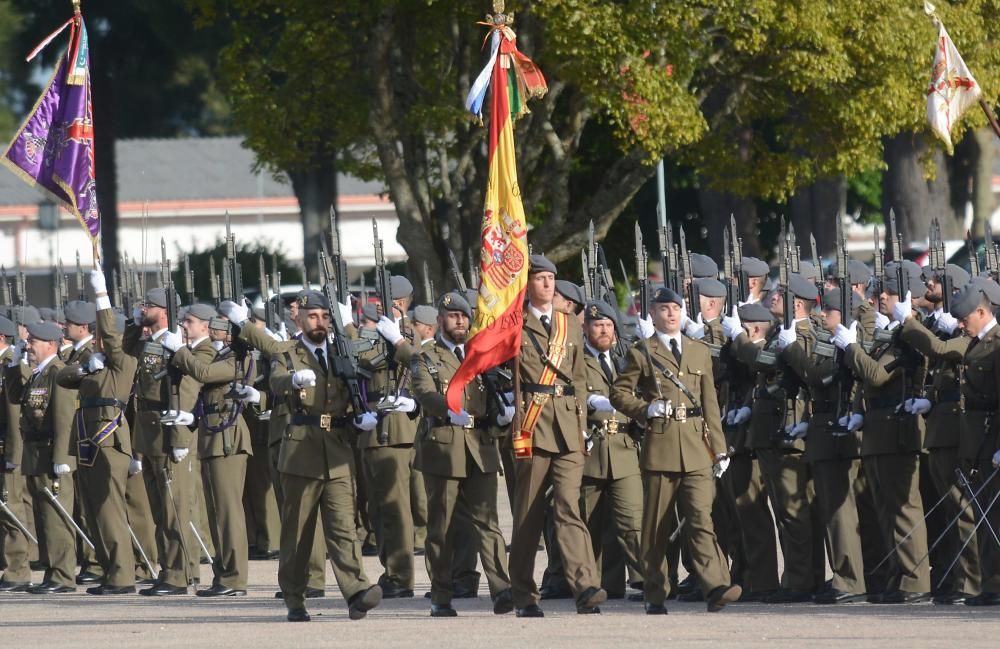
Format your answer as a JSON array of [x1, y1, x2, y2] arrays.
[[72, 0, 82, 14]]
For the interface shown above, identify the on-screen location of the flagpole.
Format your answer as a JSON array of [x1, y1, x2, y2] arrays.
[[978, 99, 1000, 140]]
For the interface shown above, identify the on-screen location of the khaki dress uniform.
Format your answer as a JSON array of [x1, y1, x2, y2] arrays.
[[269, 336, 373, 613], [5, 354, 77, 588], [0, 345, 31, 586], [172, 341, 253, 591], [56, 308, 137, 588], [410, 335, 511, 606], [242, 350, 281, 556]]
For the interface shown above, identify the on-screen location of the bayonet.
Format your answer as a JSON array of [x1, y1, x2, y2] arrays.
[[75, 251, 84, 301], [581, 249, 593, 301], [810, 233, 823, 298], [635, 223, 647, 319], [422, 261, 434, 304]]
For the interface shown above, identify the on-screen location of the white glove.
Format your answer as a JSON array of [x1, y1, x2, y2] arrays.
[[339, 302, 354, 326], [838, 414, 850, 428], [171, 447, 189, 463], [733, 406, 751, 425], [448, 409, 472, 427], [904, 397, 932, 415], [132, 305, 143, 322], [218, 300, 249, 325], [847, 413, 864, 432], [712, 454, 731, 479], [636, 315, 655, 340], [832, 321, 858, 350], [292, 369, 317, 388], [587, 395, 614, 413], [935, 311, 959, 336], [6, 345, 22, 367], [387, 395, 416, 413], [128, 458, 143, 476], [265, 327, 284, 341], [892, 291, 912, 324], [82, 352, 106, 374], [786, 421, 808, 439], [160, 330, 183, 353], [725, 409, 737, 425], [503, 391, 515, 404], [376, 316, 404, 345], [722, 307, 743, 341], [496, 405, 515, 427], [874, 311, 890, 330], [234, 384, 261, 404], [646, 400, 672, 419], [52, 463, 72, 476], [684, 313, 706, 340], [4, 461, 16, 470], [354, 412, 378, 431], [993, 449, 1000, 468], [88, 269, 107, 295], [775, 324, 797, 350], [162, 410, 195, 426]]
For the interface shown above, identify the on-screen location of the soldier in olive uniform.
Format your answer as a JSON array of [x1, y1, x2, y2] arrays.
[[264, 290, 382, 622], [410, 291, 513, 616], [166, 303, 253, 596], [579, 300, 644, 597], [0, 315, 31, 591], [5, 321, 77, 593], [55, 272, 138, 594], [825, 260, 877, 339], [611, 286, 740, 614], [901, 276, 1000, 605], [832, 260, 931, 603], [508, 255, 606, 617]]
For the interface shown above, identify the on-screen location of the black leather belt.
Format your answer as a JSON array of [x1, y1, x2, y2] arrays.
[[139, 399, 166, 412], [935, 389, 961, 403], [291, 414, 350, 431], [202, 403, 234, 415], [428, 416, 491, 431], [79, 397, 126, 409], [521, 383, 575, 397]]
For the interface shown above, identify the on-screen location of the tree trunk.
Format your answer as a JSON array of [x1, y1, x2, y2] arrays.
[[697, 188, 760, 260], [288, 158, 337, 284], [881, 132, 952, 247], [972, 127, 996, 238], [788, 176, 846, 258]]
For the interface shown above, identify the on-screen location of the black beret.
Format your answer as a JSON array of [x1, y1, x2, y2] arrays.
[[555, 280, 585, 306], [694, 277, 726, 298], [583, 300, 618, 325], [0, 315, 15, 338], [951, 282, 986, 319], [529, 254, 556, 275], [787, 273, 818, 301], [27, 321, 64, 342], [438, 291, 472, 318], [690, 253, 718, 279], [652, 287, 683, 306], [740, 257, 769, 278], [64, 300, 96, 325], [737, 302, 773, 323]]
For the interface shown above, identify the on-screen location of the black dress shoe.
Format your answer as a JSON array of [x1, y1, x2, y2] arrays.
[[605, 591, 625, 600], [866, 592, 883, 604], [29, 560, 47, 572], [879, 590, 930, 604], [139, 582, 187, 596], [250, 549, 280, 560], [196, 585, 247, 597], [75, 571, 102, 585], [493, 589, 514, 615], [576, 586, 608, 610], [576, 605, 601, 614], [933, 591, 972, 605], [430, 603, 457, 617], [275, 587, 325, 599], [677, 589, 704, 602], [287, 608, 311, 622], [414, 547, 426, 557], [965, 591, 1000, 606], [764, 588, 813, 604], [379, 581, 414, 599], [707, 584, 743, 612], [515, 604, 544, 618], [539, 585, 573, 600], [348, 585, 382, 620], [87, 585, 136, 595], [645, 602, 668, 615], [453, 586, 478, 599], [627, 591, 645, 602], [813, 588, 865, 604], [361, 543, 378, 557], [677, 575, 698, 595], [0, 581, 32, 592], [27, 582, 76, 594], [135, 577, 157, 586]]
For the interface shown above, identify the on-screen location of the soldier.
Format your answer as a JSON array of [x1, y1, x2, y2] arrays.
[[410, 291, 513, 616], [831, 260, 931, 603], [256, 290, 382, 621], [554, 280, 585, 323], [412, 306, 438, 345], [507, 255, 606, 617], [825, 260, 876, 338], [4, 321, 77, 593], [55, 271, 138, 594], [611, 286, 740, 613], [740, 258, 770, 305], [0, 315, 31, 591], [579, 300, 644, 599], [164, 303, 253, 596]]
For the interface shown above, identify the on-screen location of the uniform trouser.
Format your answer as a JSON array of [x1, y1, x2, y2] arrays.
[[244, 435, 280, 552], [78, 448, 133, 587], [0, 468, 32, 583], [190, 454, 215, 562], [928, 447, 980, 595], [73, 470, 103, 577], [26, 473, 76, 587], [508, 449, 599, 608], [756, 449, 818, 591], [540, 501, 569, 592], [864, 454, 931, 593], [854, 468, 890, 593], [580, 473, 644, 591], [642, 468, 731, 605], [269, 443, 324, 589], [278, 471, 371, 612], [969, 454, 1000, 593], [364, 445, 416, 588], [411, 466, 428, 548], [448, 509, 484, 593], [724, 454, 779, 593], [202, 452, 249, 589], [125, 469, 158, 580], [811, 458, 866, 594], [501, 446, 517, 514], [353, 444, 374, 544], [145, 454, 196, 587], [424, 469, 510, 605]]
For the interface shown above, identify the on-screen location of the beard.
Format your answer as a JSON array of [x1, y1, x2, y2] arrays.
[[305, 326, 327, 345], [141, 313, 159, 328], [444, 323, 468, 344]]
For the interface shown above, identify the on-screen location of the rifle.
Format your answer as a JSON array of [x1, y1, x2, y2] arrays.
[[657, 222, 679, 293], [723, 228, 736, 312], [987, 223, 1000, 280], [679, 226, 699, 320], [872, 225, 884, 301], [183, 255, 195, 305], [111, 267, 124, 313], [779, 218, 792, 329], [157, 255, 181, 424], [930, 219, 951, 313], [634, 222, 648, 319], [0, 266, 8, 308], [888, 209, 907, 299], [447, 249, 466, 293], [831, 216, 855, 432], [318, 246, 370, 416], [967, 229, 981, 277], [300, 262, 311, 291], [271, 254, 283, 327], [581, 249, 594, 302], [810, 233, 824, 299], [221, 212, 248, 401], [258, 254, 277, 332], [422, 261, 435, 304], [209, 257, 220, 306], [788, 223, 801, 274], [466, 249, 479, 290], [372, 219, 400, 420], [74, 251, 85, 301], [328, 207, 350, 304]]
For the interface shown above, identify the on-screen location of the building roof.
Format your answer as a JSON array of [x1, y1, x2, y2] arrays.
[[0, 135, 385, 205]]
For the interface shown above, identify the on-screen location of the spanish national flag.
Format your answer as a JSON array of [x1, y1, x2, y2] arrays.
[[446, 7, 545, 414]]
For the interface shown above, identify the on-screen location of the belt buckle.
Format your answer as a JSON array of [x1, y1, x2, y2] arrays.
[[532, 393, 548, 406], [464, 415, 476, 430], [319, 414, 332, 430], [606, 419, 619, 434], [554, 384, 564, 397], [675, 405, 687, 423]]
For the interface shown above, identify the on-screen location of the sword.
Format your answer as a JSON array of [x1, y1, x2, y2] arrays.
[[865, 478, 956, 576], [936, 479, 1000, 592], [0, 498, 38, 545], [42, 486, 95, 550], [163, 463, 193, 585], [189, 520, 212, 563], [956, 468, 1000, 550], [128, 523, 157, 579]]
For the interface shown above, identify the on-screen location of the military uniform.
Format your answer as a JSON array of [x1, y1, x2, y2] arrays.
[[242, 349, 281, 557], [0, 338, 31, 588]]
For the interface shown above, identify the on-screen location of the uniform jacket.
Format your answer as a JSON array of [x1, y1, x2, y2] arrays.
[[0, 346, 23, 467], [583, 350, 639, 480], [5, 355, 75, 475], [358, 319, 420, 448]]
